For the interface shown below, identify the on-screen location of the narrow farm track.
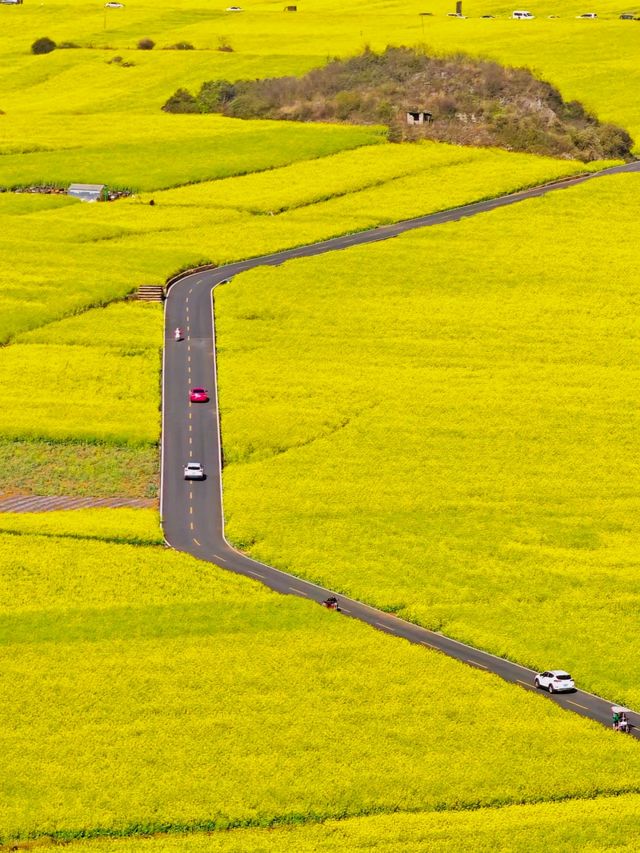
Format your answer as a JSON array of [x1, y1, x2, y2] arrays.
[[162, 160, 640, 736], [0, 495, 155, 512]]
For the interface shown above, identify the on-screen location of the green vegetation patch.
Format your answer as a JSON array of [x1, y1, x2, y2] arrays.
[[216, 172, 640, 707], [0, 440, 158, 499], [166, 46, 633, 161], [2, 529, 640, 842]]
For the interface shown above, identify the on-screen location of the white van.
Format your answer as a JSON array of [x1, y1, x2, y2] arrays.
[[512, 10, 534, 17]]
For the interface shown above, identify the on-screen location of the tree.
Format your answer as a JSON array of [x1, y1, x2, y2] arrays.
[[137, 38, 155, 50]]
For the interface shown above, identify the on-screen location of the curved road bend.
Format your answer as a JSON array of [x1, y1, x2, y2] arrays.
[[162, 160, 640, 736]]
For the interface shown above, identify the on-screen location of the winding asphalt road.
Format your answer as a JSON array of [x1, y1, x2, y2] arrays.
[[162, 160, 640, 736]]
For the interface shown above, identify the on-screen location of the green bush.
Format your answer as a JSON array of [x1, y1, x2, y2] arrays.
[[197, 79, 237, 110], [598, 122, 634, 158], [161, 88, 199, 113], [137, 38, 155, 50]]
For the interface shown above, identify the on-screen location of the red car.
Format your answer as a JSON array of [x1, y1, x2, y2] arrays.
[[189, 387, 209, 403]]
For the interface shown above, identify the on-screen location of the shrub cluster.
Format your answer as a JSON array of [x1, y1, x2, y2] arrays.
[[31, 37, 56, 55], [162, 46, 633, 160], [107, 55, 135, 67]]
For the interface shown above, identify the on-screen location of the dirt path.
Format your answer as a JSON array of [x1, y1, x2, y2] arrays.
[[0, 495, 156, 512]]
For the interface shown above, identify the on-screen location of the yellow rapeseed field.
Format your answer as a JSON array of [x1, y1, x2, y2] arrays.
[[141, 142, 609, 215], [2, 0, 640, 845], [0, 144, 604, 345], [51, 794, 640, 852], [0, 114, 381, 190], [0, 344, 159, 444], [3, 525, 640, 843], [0, 507, 162, 544], [0, 302, 161, 490], [0, 299, 162, 446], [0, 0, 638, 141], [16, 300, 162, 349], [216, 173, 640, 706]]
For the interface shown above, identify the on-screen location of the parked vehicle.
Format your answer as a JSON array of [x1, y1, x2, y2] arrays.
[[534, 670, 575, 693], [512, 9, 534, 18], [184, 461, 205, 480]]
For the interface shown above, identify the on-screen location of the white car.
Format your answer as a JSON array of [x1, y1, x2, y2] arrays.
[[512, 10, 534, 18], [184, 461, 205, 480], [105, 2, 124, 6], [577, 12, 597, 17], [534, 670, 575, 693]]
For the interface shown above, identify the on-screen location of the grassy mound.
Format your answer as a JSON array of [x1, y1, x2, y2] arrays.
[[164, 46, 633, 161]]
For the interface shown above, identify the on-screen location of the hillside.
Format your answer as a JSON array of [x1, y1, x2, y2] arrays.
[[163, 46, 633, 161]]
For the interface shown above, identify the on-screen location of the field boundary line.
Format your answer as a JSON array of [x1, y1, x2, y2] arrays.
[[5, 787, 640, 849]]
